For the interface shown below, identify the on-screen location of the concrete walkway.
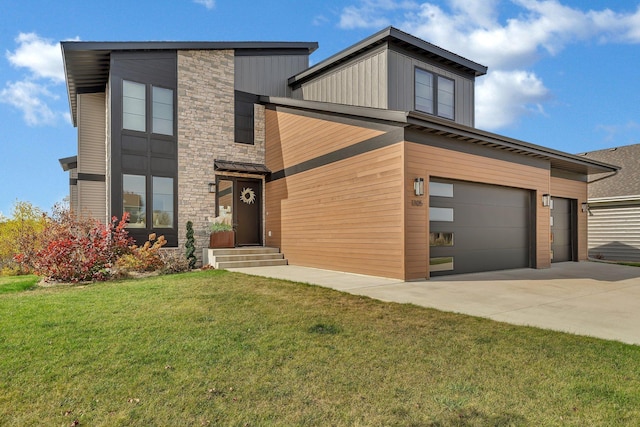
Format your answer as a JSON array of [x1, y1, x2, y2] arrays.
[[228, 261, 640, 345]]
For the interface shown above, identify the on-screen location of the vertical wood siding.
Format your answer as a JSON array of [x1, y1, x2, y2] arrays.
[[77, 93, 107, 221], [265, 110, 405, 279], [299, 47, 388, 109], [405, 142, 552, 279], [388, 50, 475, 127], [235, 55, 309, 97], [550, 176, 589, 260]]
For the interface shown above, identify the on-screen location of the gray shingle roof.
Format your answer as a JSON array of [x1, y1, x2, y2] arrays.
[[579, 143, 640, 199]]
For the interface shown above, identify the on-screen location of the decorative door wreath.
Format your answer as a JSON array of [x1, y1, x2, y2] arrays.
[[240, 187, 256, 204]]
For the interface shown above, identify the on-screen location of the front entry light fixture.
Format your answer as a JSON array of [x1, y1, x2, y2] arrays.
[[414, 178, 425, 196]]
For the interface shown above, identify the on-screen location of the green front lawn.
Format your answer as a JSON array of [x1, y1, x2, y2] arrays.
[[0, 274, 39, 294], [1, 270, 638, 426]]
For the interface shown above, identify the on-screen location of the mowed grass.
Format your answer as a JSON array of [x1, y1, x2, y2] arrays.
[[1, 270, 639, 426], [0, 275, 39, 294]]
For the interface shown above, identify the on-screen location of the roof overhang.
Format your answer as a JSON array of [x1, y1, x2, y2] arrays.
[[214, 159, 271, 175], [62, 40, 318, 127], [260, 96, 619, 176], [289, 26, 487, 87], [58, 155, 77, 171]]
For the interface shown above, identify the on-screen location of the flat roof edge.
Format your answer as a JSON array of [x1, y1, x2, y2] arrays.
[[405, 112, 619, 173], [61, 40, 319, 53], [259, 96, 410, 124], [290, 26, 487, 86]]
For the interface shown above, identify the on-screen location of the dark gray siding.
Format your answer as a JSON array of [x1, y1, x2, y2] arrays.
[[388, 49, 475, 127], [235, 54, 309, 97], [295, 44, 388, 108], [110, 51, 178, 246]]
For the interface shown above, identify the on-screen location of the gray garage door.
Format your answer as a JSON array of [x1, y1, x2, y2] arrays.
[[429, 179, 533, 276]]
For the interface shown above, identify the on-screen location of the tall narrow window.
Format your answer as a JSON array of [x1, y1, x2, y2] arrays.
[[123, 80, 146, 132], [152, 176, 173, 228], [123, 174, 146, 228], [415, 69, 434, 114], [152, 86, 173, 135], [437, 76, 455, 120]]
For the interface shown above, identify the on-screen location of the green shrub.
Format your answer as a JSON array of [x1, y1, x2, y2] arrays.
[[210, 222, 233, 233], [185, 221, 196, 269]]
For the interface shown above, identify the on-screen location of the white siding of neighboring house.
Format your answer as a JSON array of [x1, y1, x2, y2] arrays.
[[588, 199, 640, 261]]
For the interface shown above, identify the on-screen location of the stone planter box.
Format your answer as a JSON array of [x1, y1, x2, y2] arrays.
[[209, 231, 235, 248]]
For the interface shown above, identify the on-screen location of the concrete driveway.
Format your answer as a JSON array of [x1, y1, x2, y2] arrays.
[[228, 261, 640, 345]]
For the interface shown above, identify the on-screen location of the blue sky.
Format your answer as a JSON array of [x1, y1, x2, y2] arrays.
[[1, 0, 639, 216]]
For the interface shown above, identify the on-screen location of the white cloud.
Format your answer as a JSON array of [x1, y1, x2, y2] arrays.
[[6, 33, 66, 83], [313, 15, 330, 26], [475, 70, 550, 130], [337, 0, 640, 129], [194, 0, 215, 10], [596, 121, 640, 143], [0, 80, 60, 126], [2, 32, 75, 126], [339, 0, 418, 29]]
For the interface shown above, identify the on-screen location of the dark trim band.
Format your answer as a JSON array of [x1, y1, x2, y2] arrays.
[[77, 173, 106, 182], [267, 129, 404, 182], [70, 178, 78, 186]]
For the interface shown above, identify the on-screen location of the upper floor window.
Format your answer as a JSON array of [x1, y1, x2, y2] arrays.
[[123, 81, 146, 132], [415, 68, 455, 120], [152, 87, 174, 135], [122, 80, 174, 136]]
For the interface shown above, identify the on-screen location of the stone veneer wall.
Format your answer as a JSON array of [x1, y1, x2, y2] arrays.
[[177, 50, 266, 264]]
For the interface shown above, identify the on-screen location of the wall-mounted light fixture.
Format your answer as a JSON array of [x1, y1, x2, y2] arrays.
[[542, 194, 551, 207], [208, 182, 216, 193], [414, 178, 425, 196], [581, 202, 589, 213]]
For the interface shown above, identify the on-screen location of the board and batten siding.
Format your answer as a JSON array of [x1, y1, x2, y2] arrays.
[[405, 141, 552, 279], [388, 50, 475, 127], [77, 92, 107, 222], [265, 109, 405, 279], [297, 46, 388, 109], [587, 203, 640, 261], [235, 55, 309, 98], [550, 175, 589, 261]]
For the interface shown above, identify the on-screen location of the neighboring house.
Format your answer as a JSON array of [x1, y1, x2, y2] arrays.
[[580, 144, 640, 261], [60, 27, 617, 280]]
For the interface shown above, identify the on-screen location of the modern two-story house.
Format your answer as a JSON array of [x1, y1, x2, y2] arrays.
[[60, 27, 618, 280]]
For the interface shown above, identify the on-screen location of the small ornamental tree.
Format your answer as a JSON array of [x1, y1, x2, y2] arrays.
[[185, 221, 196, 269]]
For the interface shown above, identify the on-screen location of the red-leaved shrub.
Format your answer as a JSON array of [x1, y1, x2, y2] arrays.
[[31, 206, 133, 283]]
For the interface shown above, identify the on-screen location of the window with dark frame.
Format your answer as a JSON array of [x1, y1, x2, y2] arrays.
[[121, 79, 176, 235], [415, 68, 455, 120], [234, 91, 259, 145]]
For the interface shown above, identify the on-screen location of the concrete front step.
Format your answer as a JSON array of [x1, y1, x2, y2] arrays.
[[214, 253, 285, 263], [216, 259, 289, 269], [203, 247, 288, 269], [208, 247, 281, 256]]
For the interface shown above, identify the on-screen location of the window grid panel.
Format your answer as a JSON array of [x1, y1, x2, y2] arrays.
[[152, 176, 174, 228], [123, 174, 146, 228], [123, 81, 146, 132], [152, 86, 173, 136]]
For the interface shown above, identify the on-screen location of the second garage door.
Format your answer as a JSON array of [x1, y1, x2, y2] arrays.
[[429, 178, 533, 276]]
